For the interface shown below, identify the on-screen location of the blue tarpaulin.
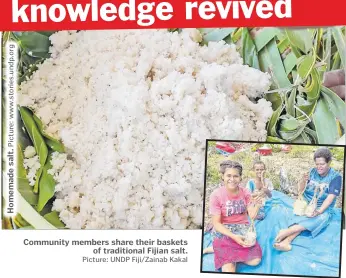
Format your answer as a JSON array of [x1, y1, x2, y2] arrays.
[[202, 190, 342, 277]]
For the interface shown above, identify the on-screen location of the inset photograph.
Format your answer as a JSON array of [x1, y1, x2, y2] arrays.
[[201, 140, 345, 277]]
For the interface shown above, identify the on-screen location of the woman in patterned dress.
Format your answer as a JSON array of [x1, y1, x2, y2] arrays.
[[207, 160, 262, 272], [246, 161, 274, 220], [273, 147, 342, 251]]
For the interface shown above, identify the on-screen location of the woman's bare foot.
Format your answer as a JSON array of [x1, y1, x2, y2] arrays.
[[203, 246, 214, 254], [275, 229, 289, 243], [273, 241, 292, 252]]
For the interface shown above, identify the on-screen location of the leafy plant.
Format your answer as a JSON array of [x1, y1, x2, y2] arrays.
[[200, 27, 346, 144], [330, 147, 345, 161]]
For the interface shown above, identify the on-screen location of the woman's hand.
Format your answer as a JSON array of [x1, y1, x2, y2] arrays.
[[259, 190, 267, 198], [302, 173, 309, 184], [250, 199, 262, 207], [248, 204, 260, 219], [252, 190, 266, 201], [314, 194, 336, 216], [306, 210, 322, 218], [212, 215, 247, 243], [260, 171, 266, 187], [253, 197, 263, 205], [232, 234, 253, 248], [260, 172, 273, 197], [250, 199, 261, 208], [298, 173, 309, 193], [252, 191, 259, 198]]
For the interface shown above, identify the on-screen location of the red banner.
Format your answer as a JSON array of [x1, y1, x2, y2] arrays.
[[0, 0, 345, 31]]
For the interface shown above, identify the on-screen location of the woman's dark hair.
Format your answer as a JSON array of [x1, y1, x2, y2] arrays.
[[219, 160, 243, 176], [313, 147, 332, 163], [253, 160, 266, 170]]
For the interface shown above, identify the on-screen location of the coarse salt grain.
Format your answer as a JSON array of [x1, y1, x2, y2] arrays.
[[24, 146, 36, 158], [23, 155, 41, 186]]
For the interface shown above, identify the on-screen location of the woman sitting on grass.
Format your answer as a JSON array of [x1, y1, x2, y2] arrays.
[[273, 147, 342, 251], [246, 161, 273, 220], [204, 160, 262, 273]]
